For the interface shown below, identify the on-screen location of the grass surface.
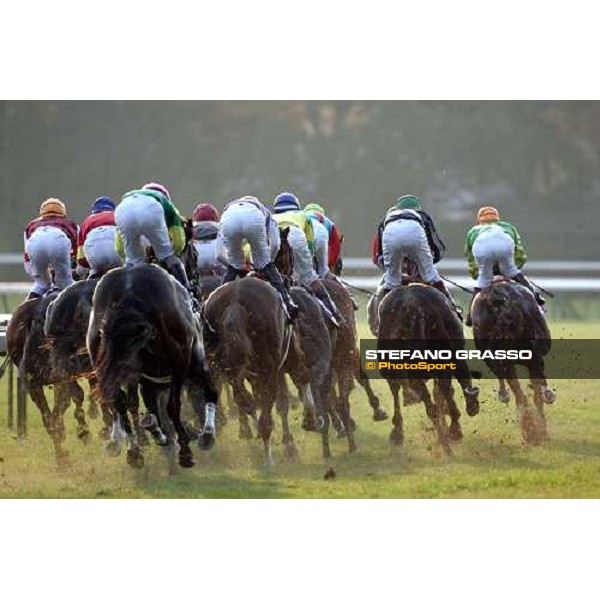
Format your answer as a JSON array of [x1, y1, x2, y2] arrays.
[[0, 320, 598, 498]]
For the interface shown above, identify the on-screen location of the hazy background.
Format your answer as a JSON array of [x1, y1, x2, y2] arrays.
[[1, 101, 599, 278]]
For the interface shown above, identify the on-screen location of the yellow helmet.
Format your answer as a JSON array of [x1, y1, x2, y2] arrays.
[[477, 206, 499, 224], [40, 198, 67, 218]]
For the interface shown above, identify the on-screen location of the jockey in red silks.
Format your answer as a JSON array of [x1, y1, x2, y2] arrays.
[[191, 202, 228, 277], [77, 197, 123, 278], [23, 198, 79, 300]]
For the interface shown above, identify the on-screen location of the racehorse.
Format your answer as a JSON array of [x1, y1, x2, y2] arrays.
[[202, 276, 292, 464], [323, 278, 387, 431], [87, 263, 218, 468], [378, 284, 480, 455], [4, 294, 90, 463], [471, 279, 555, 445]]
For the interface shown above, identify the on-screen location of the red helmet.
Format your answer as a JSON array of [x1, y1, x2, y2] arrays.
[[192, 203, 220, 223]]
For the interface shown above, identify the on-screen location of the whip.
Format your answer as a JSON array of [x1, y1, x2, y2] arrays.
[[338, 278, 376, 297], [529, 280, 555, 299], [440, 275, 476, 294]]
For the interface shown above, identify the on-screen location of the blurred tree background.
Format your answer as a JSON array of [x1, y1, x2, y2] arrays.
[[1, 101, 599, 266]]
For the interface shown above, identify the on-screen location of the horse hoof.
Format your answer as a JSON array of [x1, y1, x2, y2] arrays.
[[543, 388, 557, 404], [466, 398, 480, 417], [104, 440, 122, 457], [179, 454, 195, 469], [198, 431, 216, 451], [78, 429, 91, 444], [301, 414, 318, 432], [449, 424, 463, 442], [372, 407, 388, 422], [389, 428, 404, 446], [126, 449, 145, 469], [152, 432, 169, 447], [497, 389, 511, 404]]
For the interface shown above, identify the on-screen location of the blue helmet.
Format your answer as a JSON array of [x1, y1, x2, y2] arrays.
[[273, 192, 301, 213], [92, 196, 116, 213]]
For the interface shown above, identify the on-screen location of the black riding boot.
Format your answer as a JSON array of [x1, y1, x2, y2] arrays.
[[432, 280, 464, 322], [221, 264, 248, 285], [260, 262, 299, 321], [311, 281, 341, 326], [25, 291, 42, 301], [163, 256, 200, 312], [512, 272, 546, 307], [464, 287, 481, 327]]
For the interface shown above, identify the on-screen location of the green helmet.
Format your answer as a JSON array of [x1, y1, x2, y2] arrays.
[[304, 202, 325, 216], [395, 194, 422, 210]]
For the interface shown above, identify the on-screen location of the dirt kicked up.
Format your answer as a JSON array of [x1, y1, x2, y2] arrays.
[[0, 320, 598, 499]]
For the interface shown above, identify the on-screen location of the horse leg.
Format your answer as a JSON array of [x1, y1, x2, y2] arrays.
[[336, 369, 357, 454], [231, 378, 255, 440], [139, 380, 169, 446], [116, 392, 143, 469], [497, 378, 510, 403], [531, 380, 549, 442], [68, 381, 91, 443], [274, 375, 298, 460], [99, 401, 113, 439], [354, 355, 387, 421], [505, 366, 539, 445], [166, 380, 194, 468], [51, 385, 70, 444], [328, 377, 345, 437], [445, 384, 463, 442], [29, 383, 68, 461], [128, 383, 149, 447], [255, 376, 277, 466], [432, 379, 452, 455], [87, 375, 100, 419], [388, 379, 404, 445]]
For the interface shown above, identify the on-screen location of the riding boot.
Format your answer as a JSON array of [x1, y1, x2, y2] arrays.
[[163, 256, 200, 312], [311, 281, 341, 326], [464, 287, 481, 327], [25, 291, 42, 301], [259, 262, 299, 322], [221, 264, 248, 285], [512, 272, 546, 307], [432, 280, 464, 322]]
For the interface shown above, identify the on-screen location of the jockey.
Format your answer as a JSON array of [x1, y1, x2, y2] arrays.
[[304, 202, 344, 277], [23, 198, 79, 300], [219, 195, 299, 320], [77, 197, 122, 278], [191, 202, 228, 276], [464, 206, 544, 326], [372, 194, 461, 319], [273, 192, 341, 324], [115, 182, 191, 291]]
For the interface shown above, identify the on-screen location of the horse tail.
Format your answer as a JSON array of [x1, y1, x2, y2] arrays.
[[95, 299, 154, 401], [219, 303, 251, 370]]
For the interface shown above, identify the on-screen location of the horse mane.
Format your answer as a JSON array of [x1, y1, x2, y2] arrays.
[[95, 296, 155, 401]]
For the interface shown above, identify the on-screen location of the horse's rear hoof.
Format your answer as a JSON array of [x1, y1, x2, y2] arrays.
[[466, 398, 480, 417], [372, 407, 388, 422], [449, 423, 463, 442], [198, 431, 216, 451], [78, 429, 91, 444], [497, 389, 511, 404], [179, 452, 195, 468], [543, 388, 557, 404], [126, 449, 144, 469], [389, 428, 404, 446], [104, 440, 122, 457]]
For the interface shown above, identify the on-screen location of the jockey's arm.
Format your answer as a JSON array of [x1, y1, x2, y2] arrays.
[[115, 230, 126, 259], [464, 228, 478, 279]]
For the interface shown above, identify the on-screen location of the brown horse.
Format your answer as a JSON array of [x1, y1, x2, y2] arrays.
[[324, 278, 387, 430], [88, 264, 218, 468], [280, 285, 333, 458], [472, 280, 555, 445], [5, 293, 90, 462], [378, 284, 480, 454], [202, 276, 292, 464]]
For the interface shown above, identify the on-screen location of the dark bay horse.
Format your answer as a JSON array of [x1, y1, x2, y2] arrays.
[[202, 276, 292, 464], [4, 294, 90, 462], [472, 280, 555, 445], [87, 264, 218, 468], [378, 284, 480, 455]]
